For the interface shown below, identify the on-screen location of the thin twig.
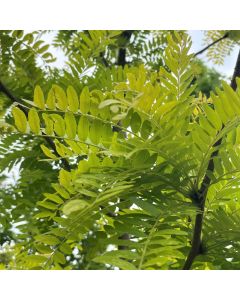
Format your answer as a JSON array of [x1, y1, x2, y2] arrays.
[[194, 32, 229, 57]]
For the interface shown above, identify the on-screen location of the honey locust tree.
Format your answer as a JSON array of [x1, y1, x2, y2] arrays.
[[1, 30, 240, 270]]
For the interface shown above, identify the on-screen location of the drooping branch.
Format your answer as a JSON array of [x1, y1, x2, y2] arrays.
[[183, 49, 240, 270], [194, 32, 229, 57], [0, 80, 71, 171]]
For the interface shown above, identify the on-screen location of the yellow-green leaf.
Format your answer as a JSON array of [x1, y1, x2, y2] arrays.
[[34, 211, 54, 219], [44, 193, 64, 204], [43, 113, 54, 135], [12, 106, 27, 133], [59, 243, 72, 255], [80, 86, 90, 113], [89, 120, 100, 144], [35, 234, 60, 245], [67, 86, 79, 112], [65, 112, 77, 139], [93, 255, 137, 270], [34, 85, 45, 109], [52, 183, 70, 199], [35, 244, 52, 254], [28, 108, 40, 134], [99, 99, 121, 109], [46, 88, 56, 110], [38, 201, 58, 210], [53, 85, 68, 111], [52, 114, 65, 136], [40, 144, 57, 159], [203, 104, 222, 131], [78, 116, 89, 141], [63, 199, 89, 215], [130, 112, 141, 134], [25, 255, 47, 265], [53, 251, 66, 264], [59, 169, 71, 188]]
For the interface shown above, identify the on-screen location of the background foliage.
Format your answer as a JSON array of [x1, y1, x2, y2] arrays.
[[1, 30, 240, 270]]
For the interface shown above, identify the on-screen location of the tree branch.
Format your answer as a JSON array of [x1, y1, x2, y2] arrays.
[[0, 80, 71, 171], [183, 48, 240, 270], [194, 32, 229, 57], [117, 30, 133, 67]]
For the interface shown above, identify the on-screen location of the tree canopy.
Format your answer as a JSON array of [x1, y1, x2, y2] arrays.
[[1, 30, 240, 270]]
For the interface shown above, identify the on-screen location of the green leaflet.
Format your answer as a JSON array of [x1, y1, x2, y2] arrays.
[[46, 88, 56, 110], [34, 85, 45, 109], [133, 198, 161, 217], [65, 140, 83, 154], [79, 188, 97, 198], [93, 254, 137, 270], [44, 193, 64, 204], [143, 248, 185, 259], [67, 86, 79, 112], [222, 81, 240, 114], [203, 104, 222, 131], [54, 140, 67, 157], [35, 234, 60, 245], [153, 229, 188, 236], [25, 255, 47, 265], [53, 251, 66, 264], [38, 44, 49, 54], [80, 86, 90, 113], [130, 112, 141, 133], [132, 149, 151, 168], [155, 101, 177, 117], [50, 228, 68, 238], [78, 160, 89, 173], [38, 200, 58, 210], [65, 112, 77, 139], [28, 108, 40, 134], [99, 99, 121, 109], [142, 257, 169, 268], [97, 184, 134, 203], [52, 85, 68, 111], [34, 211, 54, 219], [63, 199, 89, 215], [59, 169, 72, 188], [35, 244, 52, 254], [102, 156, 113, 167], [89, 120, 101, 144], [12, 106, 27, 133], [141, 120, 152, 139], [59, 243, 73, 255], [40, 144, 57, 159], [51, 114, 65, 137], [42, 113, 54, 135], [228, 149, 240, 169], [52, 184, 70, 199], [78, 116, 89, 141], [211, 94, 228, 125]]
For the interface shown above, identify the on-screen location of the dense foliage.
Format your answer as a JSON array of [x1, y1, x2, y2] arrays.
[[1, 30, 240, 270]]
